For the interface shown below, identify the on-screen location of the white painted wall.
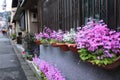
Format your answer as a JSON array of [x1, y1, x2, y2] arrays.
[[29, 10, 38, 33]]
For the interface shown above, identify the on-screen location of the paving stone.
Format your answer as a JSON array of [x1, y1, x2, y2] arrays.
[[26, 76, 38, 80], [0, 34, 27, 80], [22, 64, 31, 70], [24, 69, 35, 76]]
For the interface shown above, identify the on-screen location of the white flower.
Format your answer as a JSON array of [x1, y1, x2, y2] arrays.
[[63, 28, 76, 43]]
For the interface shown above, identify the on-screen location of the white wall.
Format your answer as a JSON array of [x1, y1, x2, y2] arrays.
[[29, 10, 38, 33]]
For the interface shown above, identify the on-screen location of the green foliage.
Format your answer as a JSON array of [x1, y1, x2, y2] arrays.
[[11, 34, 16, 40], [66, 40, 75, 44], [26, 55, 33, 61], [24, 33, 36, 43], [41, 38, 48, 44], [24, 33, 37, 56], [49, 39, 57, 44], [78, 48, 117, 66], [40, 72, 47, 80]]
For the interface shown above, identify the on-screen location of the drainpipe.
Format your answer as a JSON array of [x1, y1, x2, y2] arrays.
[[25, 10, 28, 33], [27, 10, 30, 33]]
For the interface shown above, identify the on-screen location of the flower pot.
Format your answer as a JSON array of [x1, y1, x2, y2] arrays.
[[66, 43, 78, 53], [101, 56, 120, 70], [35, 40, 41, 45], [42, 43, 49, 47], [51, 43, 59, 47], [87, 56, 120, 70], [56, 43, 69, 51]]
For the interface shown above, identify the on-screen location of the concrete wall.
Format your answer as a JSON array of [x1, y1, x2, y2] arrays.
[[25, 10, 38, 33], [29, 11, 38, 33], [39, 45, 120, 80], [10, 8, 17, 35], [15, 21, 21, 36]]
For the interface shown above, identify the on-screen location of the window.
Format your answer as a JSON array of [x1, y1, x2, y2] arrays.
[[20, 11, 25, 31]]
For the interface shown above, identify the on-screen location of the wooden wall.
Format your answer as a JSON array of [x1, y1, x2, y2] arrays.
[[37, 0, 120, 31]]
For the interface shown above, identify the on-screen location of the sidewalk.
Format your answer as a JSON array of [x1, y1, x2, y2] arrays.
[[10, 40, 39, 80]]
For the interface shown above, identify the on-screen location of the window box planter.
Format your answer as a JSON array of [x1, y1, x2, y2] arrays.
[[56, 43, 69, 51], [86, 56, 120, 70], [99, 56, 120, 70], [51, 43, 59, 47], [65, 43, 78, 53], [42, 43, 49, 47], [78, 48, 120, 70]]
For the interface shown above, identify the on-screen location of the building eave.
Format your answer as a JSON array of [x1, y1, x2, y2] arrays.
[[12, 0, 38, 22]]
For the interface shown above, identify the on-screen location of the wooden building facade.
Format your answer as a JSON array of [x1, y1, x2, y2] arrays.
[[37, 0, 120, 31]]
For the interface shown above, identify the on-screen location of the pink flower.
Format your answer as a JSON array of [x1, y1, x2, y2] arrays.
[[21, 51, 25, 54], [75, 20, 120, 59], [33, 57, 65, 80]]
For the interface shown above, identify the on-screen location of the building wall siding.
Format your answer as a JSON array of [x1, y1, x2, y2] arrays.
[[38, 0, 120, 31]]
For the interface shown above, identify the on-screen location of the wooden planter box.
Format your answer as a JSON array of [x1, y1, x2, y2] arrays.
[[42, 43, 49, 47], [101, 56, 120, 70], [56, 43, 69, 51], [66, 43, 79, 53], [51, 43, 59, 47], [87, 56, 120, 70]]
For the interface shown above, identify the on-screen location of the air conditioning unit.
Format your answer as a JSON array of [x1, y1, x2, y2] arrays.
[[31, 12, 38, 22]]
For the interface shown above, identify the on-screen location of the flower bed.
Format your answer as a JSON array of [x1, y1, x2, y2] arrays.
[[33, 56, 65, 80]]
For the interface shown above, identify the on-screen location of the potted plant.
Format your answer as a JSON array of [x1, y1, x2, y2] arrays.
[[63, 28, 78, 53], [50, 39, 58, 47], [11, 33, 16, 40], [55, 30, 69, 51], [49, 30, 58, 47], [35, 33, 41, 45], [36, 27, 53, 47], [75, 20, 120, 70], [23, 32, 37, 56], [26, 55, 33, 61]]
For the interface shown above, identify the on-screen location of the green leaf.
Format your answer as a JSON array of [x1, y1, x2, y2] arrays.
[[78, 48, 118, 66]]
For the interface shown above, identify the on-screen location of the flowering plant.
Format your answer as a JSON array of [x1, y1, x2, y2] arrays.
[[63, 28, 76, 44], [56, 29, 64, 43], [75, 20, 120, 66], [40, 72, 47, 80], [33, 56, 65, 80], [35, 27, 51, 44], [49, 30, 58, 44]]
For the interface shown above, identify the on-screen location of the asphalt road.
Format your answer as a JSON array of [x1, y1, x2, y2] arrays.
[[0, 33, 27, 80]]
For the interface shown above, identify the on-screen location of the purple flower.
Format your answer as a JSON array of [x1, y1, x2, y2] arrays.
[[33, 57, 65, 80], [50, 30, 57, 39], [56, 29, 64, 42], [75, 19, 120, 58], [43, 32, 50, 39], [104, 50, 113, 58]]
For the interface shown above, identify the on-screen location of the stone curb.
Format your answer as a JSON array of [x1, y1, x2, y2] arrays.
[[10, 40, 39, 80], [26, 60, 41, 80]]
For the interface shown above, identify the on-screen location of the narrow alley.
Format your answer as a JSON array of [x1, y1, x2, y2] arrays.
[[0, 33, 27, 80]]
